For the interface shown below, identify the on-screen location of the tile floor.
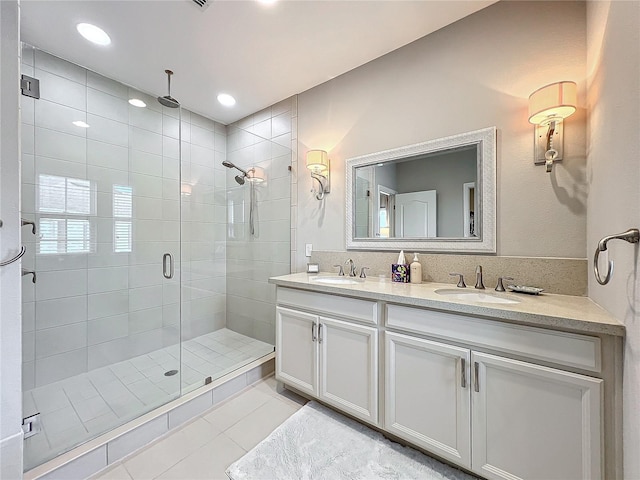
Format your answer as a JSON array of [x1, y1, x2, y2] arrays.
[[91, 376, 307, 480], [24, 329, 274, 471]]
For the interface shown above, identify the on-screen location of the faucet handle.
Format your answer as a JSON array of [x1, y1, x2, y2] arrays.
[[359, 267, 370, 279], [333, 264, 345, 276], [495, 276, 514, 292], [449, 272, 467, 288]]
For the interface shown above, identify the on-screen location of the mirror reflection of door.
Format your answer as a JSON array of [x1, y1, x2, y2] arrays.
[[395, 190, 437, 238], [376, 185, 397, 237], [463, 182, 476, 237]]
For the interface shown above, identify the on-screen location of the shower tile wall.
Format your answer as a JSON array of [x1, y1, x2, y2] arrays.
[[20, 46, 227, 390], [225, 99, 294, 345]]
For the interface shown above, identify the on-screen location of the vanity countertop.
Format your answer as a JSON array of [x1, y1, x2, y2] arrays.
[[269, 273, 625, 337]]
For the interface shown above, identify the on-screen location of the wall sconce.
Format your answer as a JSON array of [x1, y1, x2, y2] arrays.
[[247, 166, 265, 183], [180, 183, 192, 196], [306, 150, 330, 200], [528, 81, 577, 173]]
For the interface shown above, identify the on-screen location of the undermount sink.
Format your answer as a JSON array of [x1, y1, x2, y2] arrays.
[[310, 276, 363, 285], [434, 288, 521, 304]]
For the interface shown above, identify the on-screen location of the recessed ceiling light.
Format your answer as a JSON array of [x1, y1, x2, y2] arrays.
[[257, 0, 278, 4], [72, 121, 90, 128], [76, 23, 111, 46], [128, 98, 146, 108], [217, 93, 236, 107]]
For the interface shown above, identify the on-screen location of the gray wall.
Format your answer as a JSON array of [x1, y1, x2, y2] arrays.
[[395, 149, 476, 237], [295, 1, 587, 271], [586, 1, 640, 477]]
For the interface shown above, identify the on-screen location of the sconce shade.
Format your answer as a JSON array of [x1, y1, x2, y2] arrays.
[[528, 81, 577, 125], [181, 183, 192, 196], [306, 150, 329, 172], [247, 166, 265, 183]]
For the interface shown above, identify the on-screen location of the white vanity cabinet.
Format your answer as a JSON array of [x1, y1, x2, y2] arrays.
[[385, 332, 472, 467], [272, 282, 620, 480], [275, 290, 379, 425], [471, 352, 602, 480], [386, 304, 604, 480]]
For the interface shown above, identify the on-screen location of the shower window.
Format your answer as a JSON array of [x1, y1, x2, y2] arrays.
[[113, 185, 132, 253], [37, 174, 95, 254]]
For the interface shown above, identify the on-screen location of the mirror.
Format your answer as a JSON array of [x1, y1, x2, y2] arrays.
[[346, 127, 496, 253]]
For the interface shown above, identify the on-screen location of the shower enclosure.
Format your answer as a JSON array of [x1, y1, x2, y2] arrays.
[[20, 46, 290, 470]]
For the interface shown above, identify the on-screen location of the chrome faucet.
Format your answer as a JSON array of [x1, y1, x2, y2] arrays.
[[345, 258, 357, 277], [475, 265, 485, 289]]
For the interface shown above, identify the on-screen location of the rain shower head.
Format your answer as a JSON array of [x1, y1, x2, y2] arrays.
[[158, 70, 180, 108]]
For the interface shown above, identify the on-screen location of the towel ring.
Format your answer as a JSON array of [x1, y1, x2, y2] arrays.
[[0, 245, 26, 267], [594, 228, 639, 285]]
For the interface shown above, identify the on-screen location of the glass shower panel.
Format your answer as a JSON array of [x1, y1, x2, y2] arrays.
[[179, 121, 291, 392], [20, 46, 181, 471]]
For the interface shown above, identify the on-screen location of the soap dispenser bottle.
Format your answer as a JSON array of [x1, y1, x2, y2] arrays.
[[410, 253, 422, 284]]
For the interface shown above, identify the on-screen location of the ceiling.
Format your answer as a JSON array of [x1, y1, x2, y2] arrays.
[[20, 0, 496, 125]]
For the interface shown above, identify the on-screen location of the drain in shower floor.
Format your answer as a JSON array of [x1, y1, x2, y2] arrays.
[[164, 370, 179, 376]]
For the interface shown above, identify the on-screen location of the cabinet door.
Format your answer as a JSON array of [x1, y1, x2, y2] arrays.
[[385, 331, 471, 467], [318, 317, 378, 425], [472, 352, 602, 480], [275, 307, 318, 396]]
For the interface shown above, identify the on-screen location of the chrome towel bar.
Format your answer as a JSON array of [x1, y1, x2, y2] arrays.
[[594, 228, 639, 285]]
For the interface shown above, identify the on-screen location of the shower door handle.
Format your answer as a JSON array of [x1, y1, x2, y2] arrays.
[[163, 253, 174, 279]]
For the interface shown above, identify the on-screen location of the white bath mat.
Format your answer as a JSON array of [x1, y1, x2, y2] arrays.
[[226, 401, 477, 480]]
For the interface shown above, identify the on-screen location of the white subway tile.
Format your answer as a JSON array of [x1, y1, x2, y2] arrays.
[[88, 165, 129, 193], [23, 362, 35, 390], [107, 415, 168, 463], [34, 50, 86, 84], [87, 87, 128, 123], [87, 71, 128, 99], [129, 285, 163, 312], [35, 322, 87, 359], [128, 89, 161, 113], [35, 348, 88, 386], [22, 94, 35, 125], [191, 144, 215, 166], [163, 136, 180, 159], [35, 68, 87, 111], [129, 307, 162, 334], [23, 123, 35, 154], [23, 331, 35, 363], [129, 264, 163, 289], [35, 295, 86, 329], [133, 219, 163, 242], [88, 139, 129, 171], [88, 314, 129, 345], [162, 114, 179, 139], [87, 337, 129, 370], [130, 149, 163, 177], [129, 105, 163, 134], [35, 127, 86, 163], [36, 250, 88, 272], [190, 112, 215, 131], [87, 114, 129, 147], [163, 157, 179, 180], [88, 290, 129, 320], [35, 269, 87, 301], [88, 266, 129, 294], [130, 173, 163, 198], [130, 126, 162, 155], [39, 446, 106, 480], [35, 155, 86, 184]]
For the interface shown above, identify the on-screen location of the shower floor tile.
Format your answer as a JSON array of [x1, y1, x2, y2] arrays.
[[23, 328, 274, 472]]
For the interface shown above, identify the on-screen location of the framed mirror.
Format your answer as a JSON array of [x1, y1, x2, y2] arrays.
[[346, 127, 496, 253]]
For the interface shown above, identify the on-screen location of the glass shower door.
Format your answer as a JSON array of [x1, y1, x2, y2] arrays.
[[21, 46, 182, 470]]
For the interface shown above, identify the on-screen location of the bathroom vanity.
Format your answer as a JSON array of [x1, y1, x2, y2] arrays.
[[269, 273, 624, 480]]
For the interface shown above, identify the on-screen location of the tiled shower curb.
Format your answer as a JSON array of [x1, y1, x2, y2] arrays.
[[24, 354, 276, 480]]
